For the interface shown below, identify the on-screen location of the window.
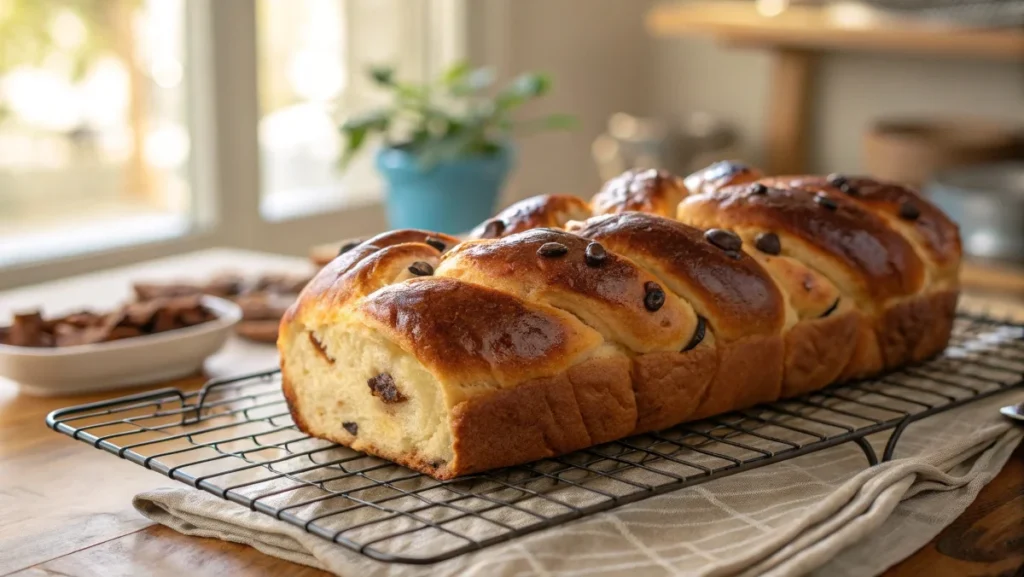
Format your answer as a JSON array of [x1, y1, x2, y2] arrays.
[[1, 0, 462, 287], [0, 0, 192, 267], [256, 0, 435, 221]]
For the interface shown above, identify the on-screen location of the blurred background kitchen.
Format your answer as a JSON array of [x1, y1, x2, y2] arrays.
[[1, 0, 1022, 294]]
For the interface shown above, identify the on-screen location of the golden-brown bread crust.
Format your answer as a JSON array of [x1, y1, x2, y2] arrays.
[[876, 289, 959, 369], [573, 212, 787, 422], [310, 229, 461, 268], [781, 312, 859, 397], [691, 334, 784, 419], [574, 212, 786, 342], [449, 354, 636, 477], [677, 182, 926, 308], [683, 160, 763, 195], [469, 194, 592, 240], [437, 228, 697, 353], [630, 346, 717, 432], [764, 175, 961, 285], [591, 168, 688, 218], [357, 277, 604, 392], [285, 243, 443, 327]]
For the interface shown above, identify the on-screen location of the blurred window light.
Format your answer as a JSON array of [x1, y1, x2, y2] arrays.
[[755, 0, 790, 18], [257, 0, 432, 221], [0, 0, 191, 268]]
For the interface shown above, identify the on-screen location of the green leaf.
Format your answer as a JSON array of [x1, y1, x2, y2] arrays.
[[445, 65, 494, 97], [369, 65, 395, 86], [495, 72, 552, 111], [339, 110, 391, 168], [513, 73, 551, 98], [539, 113, 577, 130], [441, 60, 471, 87], [395, 82, 428, 105], [464, 67, 495, 91]]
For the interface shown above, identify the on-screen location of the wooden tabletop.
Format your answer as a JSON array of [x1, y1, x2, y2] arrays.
[[1, 250, 1022, 576]]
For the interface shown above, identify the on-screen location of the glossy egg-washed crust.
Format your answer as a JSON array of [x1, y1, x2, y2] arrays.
[[469, 194, 591, 239], [590, 168, 689, 218], [281, 164, 961, 479]]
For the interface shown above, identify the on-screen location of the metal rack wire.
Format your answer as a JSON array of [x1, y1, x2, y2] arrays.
[[47, 312, 1023, 565]]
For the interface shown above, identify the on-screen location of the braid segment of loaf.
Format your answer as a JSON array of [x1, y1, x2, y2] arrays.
[[279, 162, 961, 480]]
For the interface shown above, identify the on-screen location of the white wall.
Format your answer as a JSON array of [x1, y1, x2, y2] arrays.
[[468, 0, 656, 204], [651, 36, 1024, 174]]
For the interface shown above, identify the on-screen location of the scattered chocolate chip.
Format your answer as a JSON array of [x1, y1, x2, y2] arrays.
[[750, 183, 768, 195], [704, 228, 742, 252], [8, 311, 49, 347], [308, 332, 335, 364], [826, 173, 846, 188], [682, 316, 707, 352], [424, 237, 446, 252], [754, 232, 781, 255], [537, 242, 569, 258], [481, 219, 505, 239], [839, 182, 858, 196], [821, 298, 840, 318], [343, 422, 358, 436], [643, 281, 665, 312], [368, 373, 406, 403], [814, 194, 838, 211], [584, 242, 607, 267], [898, 200, 920, 221], [408, 261, 434, 276], [338, 240, 361, 256]]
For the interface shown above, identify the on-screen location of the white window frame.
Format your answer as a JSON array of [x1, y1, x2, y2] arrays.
[[0, 0, 465, 290]]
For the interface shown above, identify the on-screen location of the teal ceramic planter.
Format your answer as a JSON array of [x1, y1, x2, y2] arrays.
[[375, 145, 514, 234]]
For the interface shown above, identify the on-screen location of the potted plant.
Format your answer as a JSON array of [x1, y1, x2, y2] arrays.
[[339, 62, 574, 234]]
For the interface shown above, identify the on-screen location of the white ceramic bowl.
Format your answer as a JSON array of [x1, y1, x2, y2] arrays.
[[0, 296, 242, 396]]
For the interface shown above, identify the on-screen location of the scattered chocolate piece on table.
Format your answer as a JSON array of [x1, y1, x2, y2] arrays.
[[131, 272, 312, 343], [0, 296, 217, 348]]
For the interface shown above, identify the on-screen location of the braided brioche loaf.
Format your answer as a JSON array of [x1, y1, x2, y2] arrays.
[[279, 162, 961, 480]]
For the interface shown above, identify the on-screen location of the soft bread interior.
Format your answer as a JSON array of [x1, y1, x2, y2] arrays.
[[281, 319, 455, 470]]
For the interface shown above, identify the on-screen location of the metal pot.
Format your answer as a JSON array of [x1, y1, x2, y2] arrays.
[[925, 162, 1024, 264]]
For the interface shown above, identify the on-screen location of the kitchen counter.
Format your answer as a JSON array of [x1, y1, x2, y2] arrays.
[[1, 249, 1021, 576]]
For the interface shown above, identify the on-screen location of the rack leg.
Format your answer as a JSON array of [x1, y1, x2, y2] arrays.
[[853, 437, 879, 466], [882, 418, 914, 462]]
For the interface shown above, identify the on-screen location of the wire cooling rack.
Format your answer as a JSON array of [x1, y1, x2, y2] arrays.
[[47, 312, 1023, 565]]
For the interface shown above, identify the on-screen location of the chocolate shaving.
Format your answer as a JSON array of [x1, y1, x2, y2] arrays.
[[368, 372, 406, 404], [424, 237, 447, 252], [338, 240, 362, 256], [898, 200, 920, 221], [537, 242, 569, 258], [820, 298, 840, 318], [814, 194, 838, 211], [308, 332, 335, 364], [481, 219, 505, 239], [704, 229, 742, 252], [682, 316, 707, 352], [754, 232, 781, 256], [408, 261, 435, 276], [643, 281, 666, 312], [0, 296, 216, 348], [584, 242, 607, 267]]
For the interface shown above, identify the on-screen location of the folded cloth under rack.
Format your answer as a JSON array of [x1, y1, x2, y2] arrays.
[[134, 391, 1021, 577]]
